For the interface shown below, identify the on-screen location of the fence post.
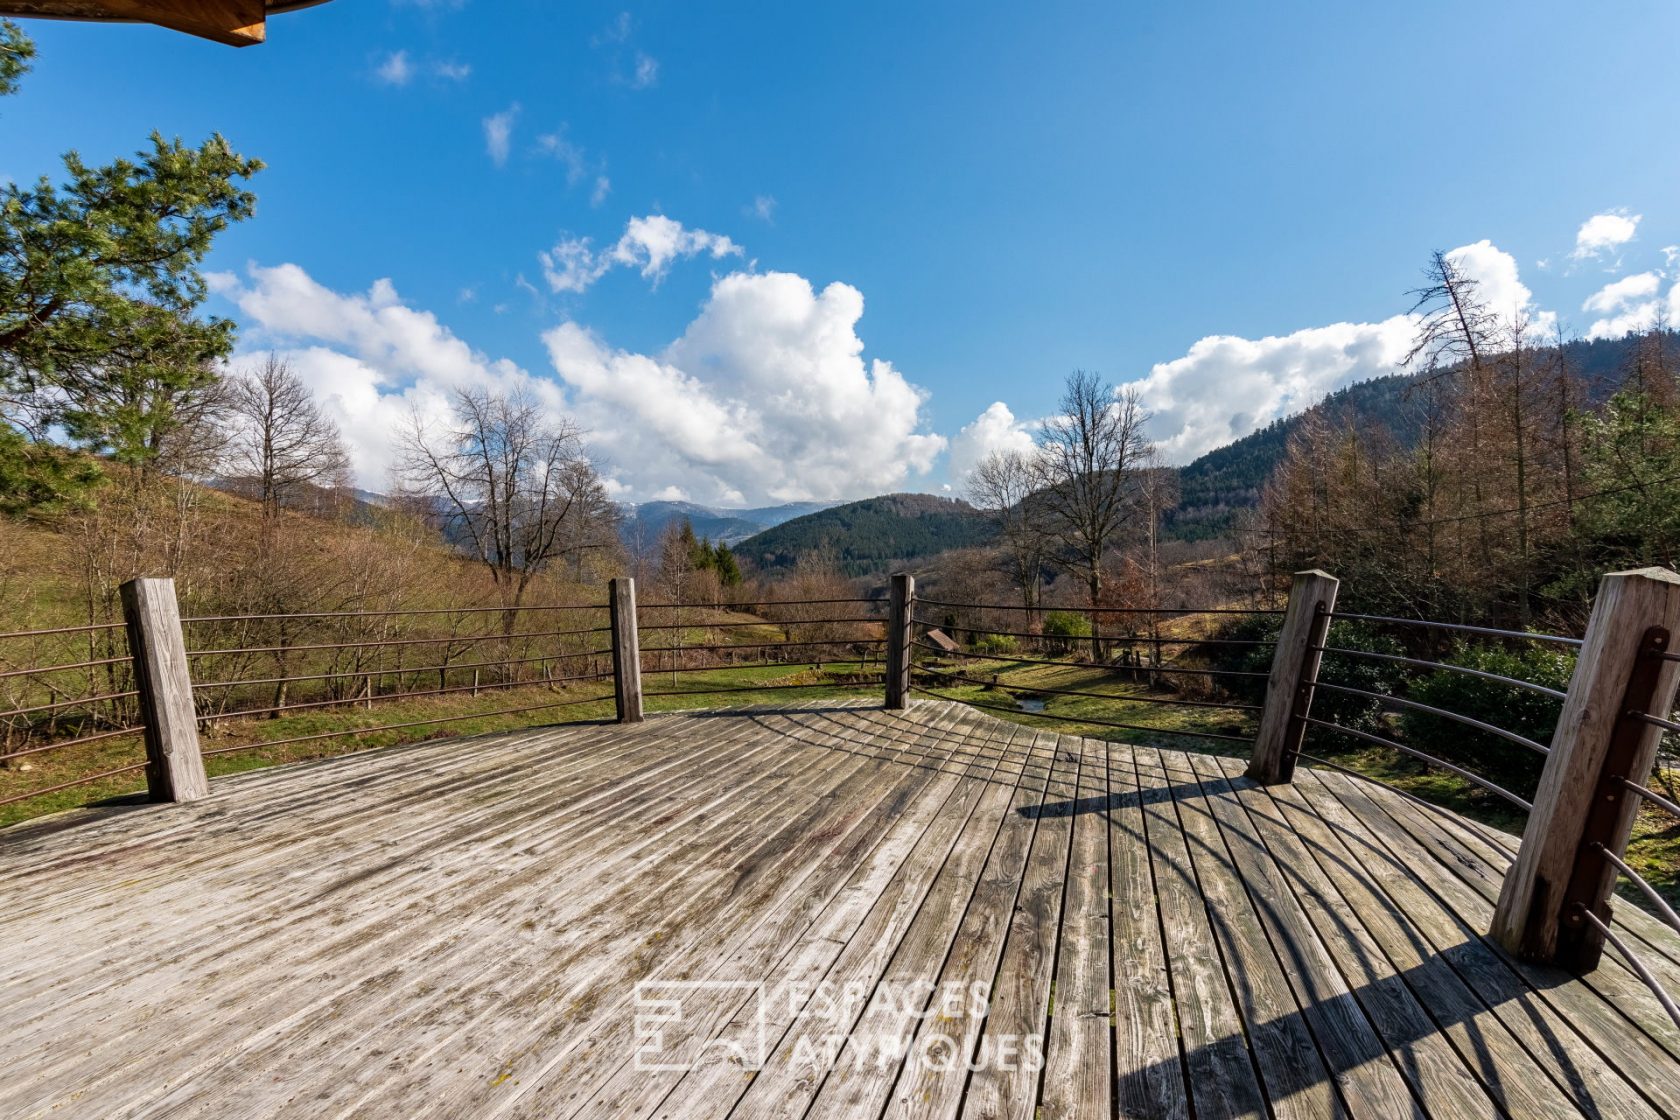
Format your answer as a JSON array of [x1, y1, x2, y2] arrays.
[[1491, 567, 1680, 970], [885, 572, 915, 710], [609, 577, 644, 724], [119, 577, 208, 803], [1246, 569, 1339, 785]]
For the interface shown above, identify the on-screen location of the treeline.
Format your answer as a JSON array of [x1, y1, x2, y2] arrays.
[[1250, 248, 1680, 630]]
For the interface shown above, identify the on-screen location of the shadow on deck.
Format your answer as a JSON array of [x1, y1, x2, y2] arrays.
[[1, 700, 1677, 1118]]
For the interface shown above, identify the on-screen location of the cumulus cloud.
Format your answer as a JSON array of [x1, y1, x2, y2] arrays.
[[1571, 209, 1641, 263], [544, 271, 945, 504], [1445, 239, 1555, 335], [207, 264, 542, 487], [1583, 270, 1673, 340], [210, 262, 940, 505], [1120, 239, 1557, 462], [540, 214, 742, 294], [947, 403, 1036, 486], [483, 104, 519, 167], [1122, 317, 1417, 463], [1584, 271, 1661, 314]]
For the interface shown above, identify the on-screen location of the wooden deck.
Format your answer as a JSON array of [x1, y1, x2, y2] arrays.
[[3, 700, 1680, 1118]]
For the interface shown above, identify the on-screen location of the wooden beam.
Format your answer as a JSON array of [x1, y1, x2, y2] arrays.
[[885, 572, 914, 710], [609, 578, 643, 724], [0, 0, 267, 45], [120, 576, 209, 803], [1246, 569, 1339, 785], [1491, 566, 1680, 969]]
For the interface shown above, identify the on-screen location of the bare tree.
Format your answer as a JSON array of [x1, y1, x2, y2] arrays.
[[1034, 371, 1153, 657], [226, 354, 350, 520], [1404, 250, 1498, 380], [965, 448, 1048, 617], [400, 386, 617, 635]]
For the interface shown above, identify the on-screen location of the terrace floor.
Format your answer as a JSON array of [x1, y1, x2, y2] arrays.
[[2, 701, 1679, 1118]]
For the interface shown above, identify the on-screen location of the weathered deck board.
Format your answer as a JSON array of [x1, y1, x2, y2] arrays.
[[1, 700, 1677, 1119]]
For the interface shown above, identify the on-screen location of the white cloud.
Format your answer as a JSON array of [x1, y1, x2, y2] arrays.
[[483, 104, 519, 167], [947, 403, 1037, 486], [213, 262, 942, 505], [1584, 271, 1661, 314], [540, 214, 742, 294], [1444, 238, 1557, 338], [211, 264, 542, 488], [536, 128, 590, 185], [631, 51, 659, 89], [1123, 316, 1418, 463], [432, 60, 471, 81], [374, 50, 413, 86], [536, 126, 608, 202], [1571, 209, 1641, 262], [747, 195, 776, 223], [543, 271, 945, 504], [1583, 271, 1669, 340], [1664, 246, 1680, 268]]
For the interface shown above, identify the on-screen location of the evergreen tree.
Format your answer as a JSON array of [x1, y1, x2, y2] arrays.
[[0, 23, 261, 511]]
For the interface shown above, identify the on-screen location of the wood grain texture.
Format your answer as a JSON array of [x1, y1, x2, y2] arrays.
[[2, 701, 1677, 1119], [120, 576, 208, 803], [610, 576, 644, 723], [1248, 570, 1339, 785], [1493, 567, 1680, 966]]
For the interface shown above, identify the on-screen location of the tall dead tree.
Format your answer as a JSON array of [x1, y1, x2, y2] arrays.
[[400, 386, 617, 640], [1035, 371, 1153, 658]]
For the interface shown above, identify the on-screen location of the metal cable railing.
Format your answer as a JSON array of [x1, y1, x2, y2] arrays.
[[914, 598, 1286, 617], [186, 626, 611, 659], [1577, 906, 1680, 1032], [1326, 611, 1584, 649]]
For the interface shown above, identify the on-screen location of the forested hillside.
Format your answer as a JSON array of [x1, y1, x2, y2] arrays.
[[1164, 332, 1658, 542], [737, 493, 996, 578]]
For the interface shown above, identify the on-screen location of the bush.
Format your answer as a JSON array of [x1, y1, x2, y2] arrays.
[[1206, 617, 1405, 739], [1042, 611, 1091, 639], [1399, 641, 1573, 801], [971, 633, 1018, 656]]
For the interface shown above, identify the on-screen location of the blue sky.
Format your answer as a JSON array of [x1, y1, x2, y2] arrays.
[[7, 1, 1680, 505]]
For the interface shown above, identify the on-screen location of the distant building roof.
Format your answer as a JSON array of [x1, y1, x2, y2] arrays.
[[924, 629, 960, 654], [1, 0, 331, 46]]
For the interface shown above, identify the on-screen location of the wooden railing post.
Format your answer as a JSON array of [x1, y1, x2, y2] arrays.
[[1492, 567, 1680, 970], [609, 577, 644, 724], [885, 573, 914, 710], [120, 577, 208, 803], [1247, 569, 1339, 785]]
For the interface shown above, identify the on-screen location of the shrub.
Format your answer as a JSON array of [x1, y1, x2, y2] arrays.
[[1399, 641, 1573, 801], [1206, 617, 1405, 739], [971, 633, 1018, 656]]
